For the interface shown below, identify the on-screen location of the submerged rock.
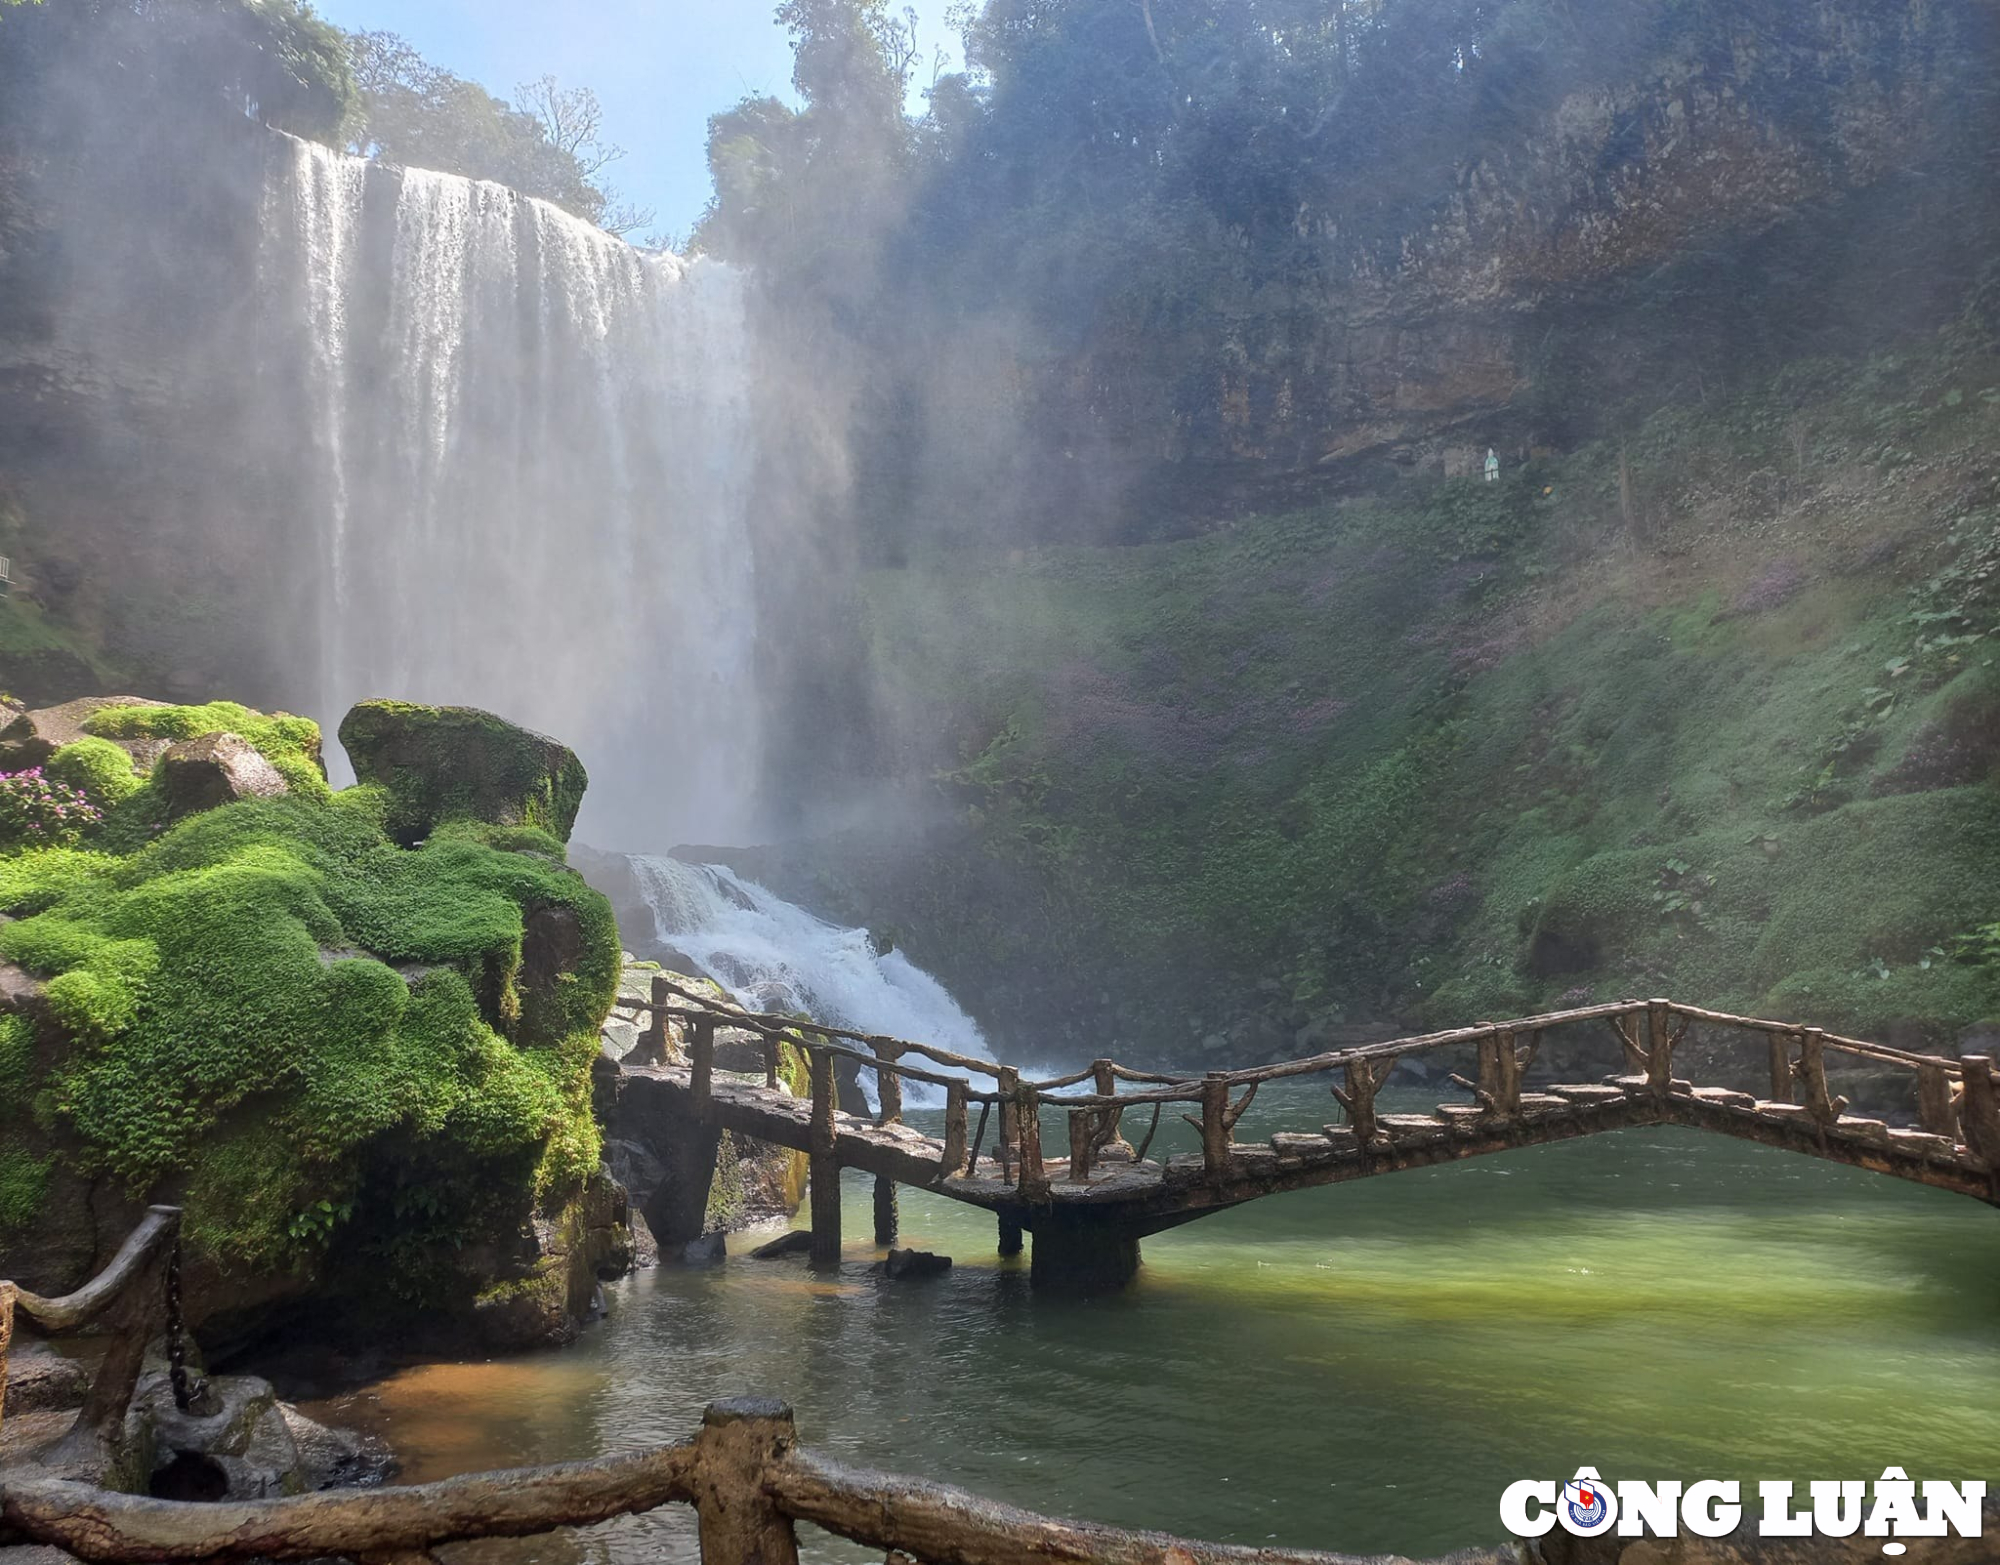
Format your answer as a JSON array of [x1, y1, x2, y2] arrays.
[[339, 700, 588, 845], [881, 1248, 952, 1280], [747, 1229, 815, 1260]]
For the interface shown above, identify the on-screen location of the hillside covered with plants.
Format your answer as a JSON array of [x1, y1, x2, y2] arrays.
[[736, 327, 2000, 1062]]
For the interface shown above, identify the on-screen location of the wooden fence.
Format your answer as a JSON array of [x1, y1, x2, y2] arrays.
[[0, 1397, 1510, 1565]]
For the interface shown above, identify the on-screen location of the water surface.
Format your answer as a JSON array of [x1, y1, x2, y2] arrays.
[[306, 1087, 2000, 1561]]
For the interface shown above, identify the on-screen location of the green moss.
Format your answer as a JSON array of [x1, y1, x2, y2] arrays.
[[0, 1147, 51, 1241], [44, 737, 144, 803], [338, 702, 587, 845], [0, 1013, 35, 1106], [0, 778, 619, 1273], [82, 701, 332, 805]]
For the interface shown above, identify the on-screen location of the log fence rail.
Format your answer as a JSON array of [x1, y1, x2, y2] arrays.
[[0, 1397, 1511, 1565]]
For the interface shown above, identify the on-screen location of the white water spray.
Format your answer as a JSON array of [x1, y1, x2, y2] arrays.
[[631, 855, 991, 1102], [257, 134, 761, 845]]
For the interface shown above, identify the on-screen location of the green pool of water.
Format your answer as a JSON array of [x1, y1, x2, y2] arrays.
[[309, 1087, 2000, 1562]]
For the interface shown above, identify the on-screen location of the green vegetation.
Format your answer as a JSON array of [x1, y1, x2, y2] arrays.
[[85, 699, 331, 799], [0, 707, 619, 1288], [0, 0, 355, 141], [857, 339, 2000, 1049], [44, 738, 143, 803], [344, 34, 650, 236], [339, 701, 588, 847]]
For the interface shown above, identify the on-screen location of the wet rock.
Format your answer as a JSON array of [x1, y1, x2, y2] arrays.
[[627, 1209, 660, 1268], [881, 1248, 952, 1280], [747, 1229, 815, 1259], [157, 732, 289, 818], [135, 1372, 303, 1500], [679, 1232, 726, 1265], [3, 1343, 89, 1415], [278, 1404, 394, 1490]]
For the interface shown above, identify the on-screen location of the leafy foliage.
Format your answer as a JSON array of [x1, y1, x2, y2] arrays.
[[0, 0, 356, 141], [344, 32, 650, 235], [847, 335, 2000, 1050], [0, 768, 105, 849]]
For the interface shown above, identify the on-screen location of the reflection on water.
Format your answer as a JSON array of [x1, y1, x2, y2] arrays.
[[302, 1086, 2000, 1561]]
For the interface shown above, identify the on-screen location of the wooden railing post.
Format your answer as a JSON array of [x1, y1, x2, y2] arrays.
[[764, 1033, 780, 1091], [1091, 1060, 1128, 1158], [996, 1066, 1021, 1182], [808, 1048, 841, 1272], [1200, 1073, 1231, 1174], [645, 974, 671, 1064], [1795, 1027, 1847, 1129], [1916, 1057, 1958, 1139], [1498, 1028, 1525, 1115], [1644, 1001, 1676, 1096], [1474, 1032, 1500, 1105], [1332, 1056, 1386, 1145], [1611, 1004, 1648, 1075], [940, 1083, 969, 1178], [1067, 1110, 1094, 1181], [1958, 1056, 2000, 1165], [1016, 1085, 1048, 1200], [694, 1398, 800, 1565], [1766, 1030, 1794, 1103], [689, 1016, 716, 1113]]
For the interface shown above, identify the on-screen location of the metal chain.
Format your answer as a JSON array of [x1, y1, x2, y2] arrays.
[[164, 1236, 208, 1414]]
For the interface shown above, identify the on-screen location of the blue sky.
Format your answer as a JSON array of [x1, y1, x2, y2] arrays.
[[310, 0, 961, 245]]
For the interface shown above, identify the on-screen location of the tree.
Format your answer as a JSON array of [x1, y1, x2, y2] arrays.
[[344, 33, 649, 234], [0, 0, 357, 141]]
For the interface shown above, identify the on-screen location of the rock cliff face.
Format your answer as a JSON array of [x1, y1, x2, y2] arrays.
[[890, 0, 1997, 536]]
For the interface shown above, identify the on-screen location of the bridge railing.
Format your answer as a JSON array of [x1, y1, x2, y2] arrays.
[[0, 1396, 1504, 1565], [2, 1206, 214, 1473], [616, 980, 2000, 1196]]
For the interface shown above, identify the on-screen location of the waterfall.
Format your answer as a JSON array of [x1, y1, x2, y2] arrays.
[[630, 855, 991, 1100], [257, 134, 761, 846]]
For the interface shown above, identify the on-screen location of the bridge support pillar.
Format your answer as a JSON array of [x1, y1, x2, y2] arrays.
[[1028, 1216, 1141, 1294], [646, 1115, 722, 1251], [809, 1154, 842, 1271], [997, 1214, 1024, 1256], [872, 1177, 898, 1247], [809, 1047, 841, 1272]]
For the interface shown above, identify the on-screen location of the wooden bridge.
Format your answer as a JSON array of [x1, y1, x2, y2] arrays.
[[610, 982, 2000, 1289]]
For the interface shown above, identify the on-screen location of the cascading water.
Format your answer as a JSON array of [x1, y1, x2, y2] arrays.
[[255, 138, 990, 1071], [630, 855, 990, 1098], [257, 133, 760, 846]]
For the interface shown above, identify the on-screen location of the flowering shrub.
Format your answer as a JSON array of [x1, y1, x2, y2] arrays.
[[0, 769, 106, 849]]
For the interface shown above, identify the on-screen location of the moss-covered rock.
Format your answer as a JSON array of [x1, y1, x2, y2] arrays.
[[339, 702, 588, 847], [156, 732, 292, 818], [0, 699, 623, 1350], [43, 737, 145, 804], [0, 696, 167, 771]]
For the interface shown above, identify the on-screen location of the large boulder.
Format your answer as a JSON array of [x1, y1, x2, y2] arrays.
[[156, 733, 290, 818], [339, 702, 588, 846]]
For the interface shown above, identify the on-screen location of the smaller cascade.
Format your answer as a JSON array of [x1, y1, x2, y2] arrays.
[[630, 856, 991, 1094]]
